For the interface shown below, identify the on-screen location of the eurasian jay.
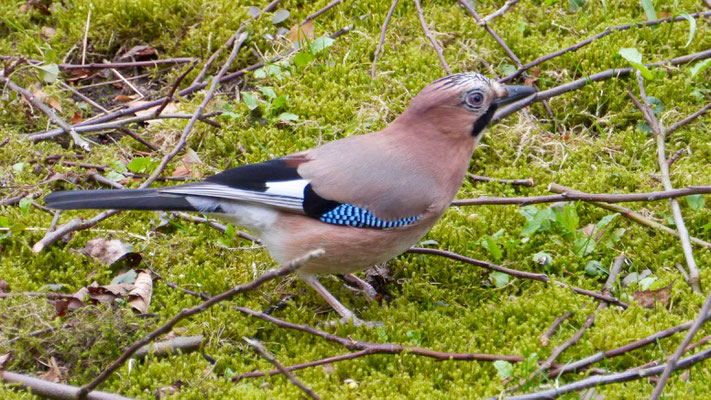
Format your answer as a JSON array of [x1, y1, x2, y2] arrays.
[[44, 73, 535, 325]]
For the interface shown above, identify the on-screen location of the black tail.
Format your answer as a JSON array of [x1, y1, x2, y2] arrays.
[[44, 189, 198, 212]]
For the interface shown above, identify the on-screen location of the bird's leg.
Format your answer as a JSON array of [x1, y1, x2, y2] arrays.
[[299, 274, 376, 327], [340, 273, 378, 301]]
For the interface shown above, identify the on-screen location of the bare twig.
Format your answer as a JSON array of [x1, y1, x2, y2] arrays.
[[494, 49, 711, 122], [174, 212, 259, 243], [75, 249, 324, 399], [666, 101, 711, 136], [513, 255, 625, 392], [1, 56, 196, 70], [507, 347, 711, 399], [666, 148, 686, 167], [153, 59, 197, 117], [302, 0, 342, 24], [59, 81, 108, 113], [407, 247, 628, 308], [0, 75, 92, 150], [482, 0, 523, 23], [244, 338, 321, 400], [631, 71, 701, 293], [500, 11, 711, 83], [547, 183, 711, 250], [81, 9, 91, 65], [233, 350, 372, 381], [132, 335, 204, 359], [371, 0, 400, 79], [539, 311, 573, 347], [413, 0, 451, 74], [650, 292, 711, 398], [468, 174, 534, 186], [0, 371, 134, 400]]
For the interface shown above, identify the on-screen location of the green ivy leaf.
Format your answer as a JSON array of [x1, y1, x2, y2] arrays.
[[294, 52, 313, 67], [36, 63, 59, 83], [258, 86, 277, 99], [0, 215, 10, 228], [640, 0, 656, 21], [19, 197, 32, 215], [618, 48, 653, 80], [277, 112, 299, 122], [242, 92, 259, 110], [311, 37, 334, 55], [686, 194, 706, 210], [584, 260, 607, 277], [484, 235, 503, 261], [127, 157, 156, 173], [690, 59, 711, 78], [494, 360, 514, 379], [491, 271, 510, 288]]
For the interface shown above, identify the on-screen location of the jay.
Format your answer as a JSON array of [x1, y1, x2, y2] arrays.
[[44, 73, 535, 325]]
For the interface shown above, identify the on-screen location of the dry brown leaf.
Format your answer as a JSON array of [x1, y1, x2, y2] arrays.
[[112, 94, 139, 103], [119, 45, 157, 61], [40, 26, 56, 40], [70, 112, 83, 124], [524, 77, 538, 87], [46, 97, 62, 112], [128, 270, 153, 313], [39, 357, 66, 383], [54, 287, 88, 316], [131, 100, 178, 125], [172, 165, 190, 177], [80, 238, 142, 267], [288, 20, 315, 42], [578, 224, 604, 242], [0, 278, 9, 293], [633, 282, 673, 309], [30, 87, 61, 112]]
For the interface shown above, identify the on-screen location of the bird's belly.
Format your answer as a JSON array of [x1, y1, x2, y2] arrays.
[[262, 211, 439, 276]]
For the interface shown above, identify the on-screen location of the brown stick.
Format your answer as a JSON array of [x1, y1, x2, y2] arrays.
[[631, 72, 701, 293], [0, 75, 91, 150], [244, 338, 321, 400], [493, 49, 711, 123], [482, 0, 523, 23], [407, 247, 628, 308], [75, 249, 324, 399], [500, 11, 711, 83], [666, 101, 711, 136], [371, 0, 400, 79], [0, 371, 135, 400], [153, 58, 197, 117], [468, 174, 534, 186], [233, 349, 372, 381], [413, 0, 451, 74], [132, 335, 204, 359], [539, 311, 573, 347], [302, 0, 342, 24], [547, 184, 711, 250]]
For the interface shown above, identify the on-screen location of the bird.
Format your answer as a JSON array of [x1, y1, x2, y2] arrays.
[[44, 72, 535, 326]]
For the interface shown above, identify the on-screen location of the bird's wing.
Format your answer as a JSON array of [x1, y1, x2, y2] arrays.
[[161, 134, 439, 228]]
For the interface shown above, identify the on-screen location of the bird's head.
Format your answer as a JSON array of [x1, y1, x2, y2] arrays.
[[396, 72, 535, 140]]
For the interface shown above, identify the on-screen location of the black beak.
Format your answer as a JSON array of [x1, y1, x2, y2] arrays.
[[493, 85, 536, 106]]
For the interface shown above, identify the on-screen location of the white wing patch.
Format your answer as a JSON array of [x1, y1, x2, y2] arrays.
[[160, 180, 308, 213]]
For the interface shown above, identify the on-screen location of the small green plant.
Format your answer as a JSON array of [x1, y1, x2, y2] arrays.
[[240, 86, 299, 123]]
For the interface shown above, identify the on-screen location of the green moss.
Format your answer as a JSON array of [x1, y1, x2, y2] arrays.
[[2, 0, 711, 398]]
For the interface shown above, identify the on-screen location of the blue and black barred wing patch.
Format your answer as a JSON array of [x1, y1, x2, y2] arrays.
[[319, 204, 421, 228]]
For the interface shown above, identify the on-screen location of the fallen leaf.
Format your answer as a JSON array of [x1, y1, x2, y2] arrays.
[[119, 45, 157, 61], [0, 279, 9, 293], [172, 165, 190, 177], [39, 357, 66, 383], [40, 26, 56, 40], [112, 94, 138, 103], [54, 287, 88, 316], [524, 76, 538, 86], [131, 100, 178, 125], [634, 282, 673, 309], [80, 238, 142, 267], [271, 9, 290, 24], [31, 87, 62, 112], [128, 270, 153, 313], [70, 112, 83, 124], [288, 20, 315, 42]]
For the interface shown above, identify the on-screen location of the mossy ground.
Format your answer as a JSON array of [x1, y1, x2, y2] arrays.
[[1, 0, 711, 398]]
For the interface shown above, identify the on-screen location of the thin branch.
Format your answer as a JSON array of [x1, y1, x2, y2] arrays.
[[493, 48, 711, 123], [482, 0, 523, 24], [132, 335, 204, 359], [666, 101, 711, 136], [468, 174, 534, 186], [500, 11, 711, 83], [632, 71, 701, 293], [0, 75, 91, 150], [153, 58, 197, 117], [234, 349, 372, 381], [302, 0, 342, 24], [407, 247, 628, 308], [550, 314, 711, 376], [174, 212, 259, 242], [539, 311, 573, 347], [413, 0, 451, 74], [75, 249, 324, 398], [244, 338, 321, 400], [0, 371, 134, 400], [505, 347, 711, 400], [650, 292, 711, 398], [0, 56, 196, 70], [547, 183, 711, 250], [370, 0, 400, 79]]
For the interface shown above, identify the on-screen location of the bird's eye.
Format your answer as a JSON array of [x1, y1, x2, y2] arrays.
[[467, 92, 484, 106]]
